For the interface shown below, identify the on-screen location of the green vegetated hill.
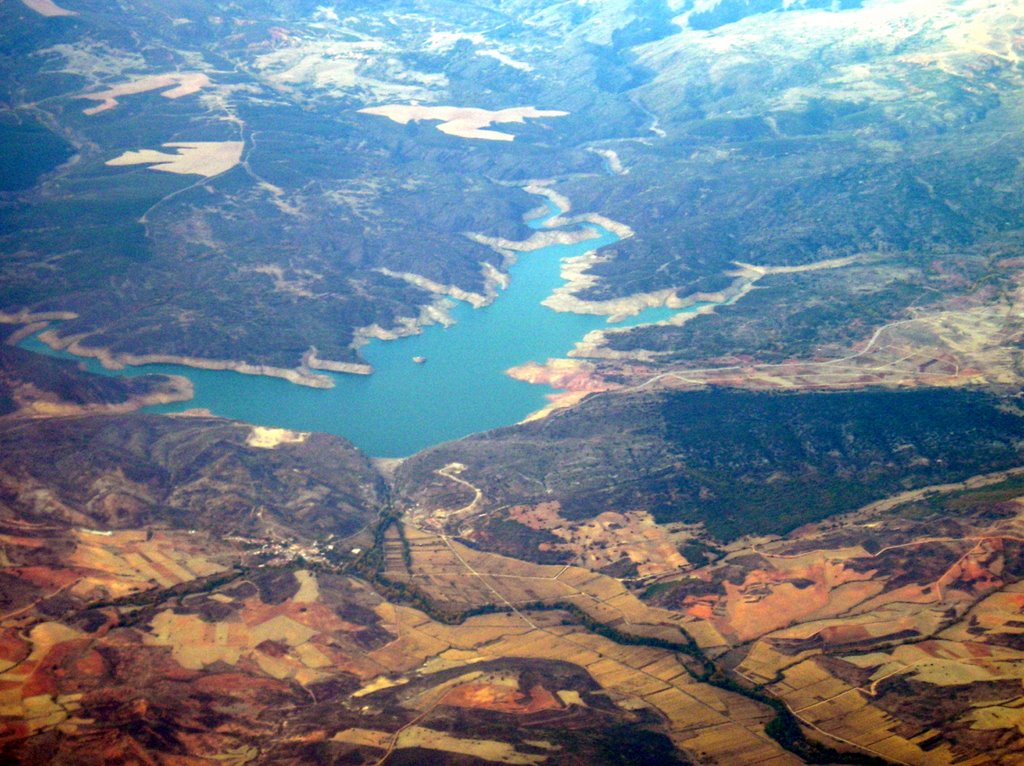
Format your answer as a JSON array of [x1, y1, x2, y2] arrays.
[[397, 388, 1024, 542], [0, 0, 658, 370], [557, 0, 1024, 363], [5, 0, 1018, 373], [0, 414, 383, 538], [603, 258, 987, 364], [0, 344, 179, 416]]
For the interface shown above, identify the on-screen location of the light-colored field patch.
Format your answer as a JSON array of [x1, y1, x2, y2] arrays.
[[963, 702, 1024, 733], [557, 689, 585, 706], [146, 611, 241, 669], [20, 0, 75, 17], [505, 503, 688, 577], [848, 640, 1024, 687], [353, 674, 409, 698], [359, 105, 568, 141], [65, 529, 225, 600], [396, 725, 545, 765], [106, 141, 243, 177], [143, 599, 361, 677], [476, 49, 534, 72], [720, 562, 867, 643], [390, 523, 801, 760], [332, 728, 390, 748], [763, 656, 962, 764], [441, 678, 562, 714], [246, 426, 310, 449], [941, 581, 1024, 642], [292, 570, 320, 603], [79, 72, 211, 115]]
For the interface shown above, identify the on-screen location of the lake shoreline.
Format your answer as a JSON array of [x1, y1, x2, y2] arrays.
[[12, 187, 713, 456]]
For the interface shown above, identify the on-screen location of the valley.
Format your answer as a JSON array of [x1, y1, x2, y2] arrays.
[[3, 0, 1024, 763]]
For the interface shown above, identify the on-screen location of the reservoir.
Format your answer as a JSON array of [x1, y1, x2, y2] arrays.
[[21, 201, 689, 457]]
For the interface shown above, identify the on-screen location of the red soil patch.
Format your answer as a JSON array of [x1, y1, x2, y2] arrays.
[[1004, 593, 1024, 609], [816, 624, 872, 645], [21, 667, 58, 698], [687, 604, 714, 620], [683, 598, 714, 620], [0, 534, 48, 549], [14, 566, 79, 589], [20, 638, 91, 697], [946, 553, 1001, 591], [914, 641, 952, 659], [192, 671, 290, 697], [0, 721, 31, 744], [442, 682, 562, 714], [71, 648, 109, 679], [0, 629, 30, 663], [101, 639, 198, 683], [256, 639, 289, 658], [963, 642, 997, 659], [509, 502, 562, 531], [240, 600, 347, 634]]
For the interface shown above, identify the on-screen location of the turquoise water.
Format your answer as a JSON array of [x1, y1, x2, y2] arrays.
[[21, 202, 693, 457]]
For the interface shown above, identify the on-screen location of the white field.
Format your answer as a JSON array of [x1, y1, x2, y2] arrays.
[[476, 49, 534, 72], [359, 105, 568, 141], [80, 72, 211, 115], [246, 427, 310, 449], [106, 141, 244, 177], [20, 0, 75, 17]]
